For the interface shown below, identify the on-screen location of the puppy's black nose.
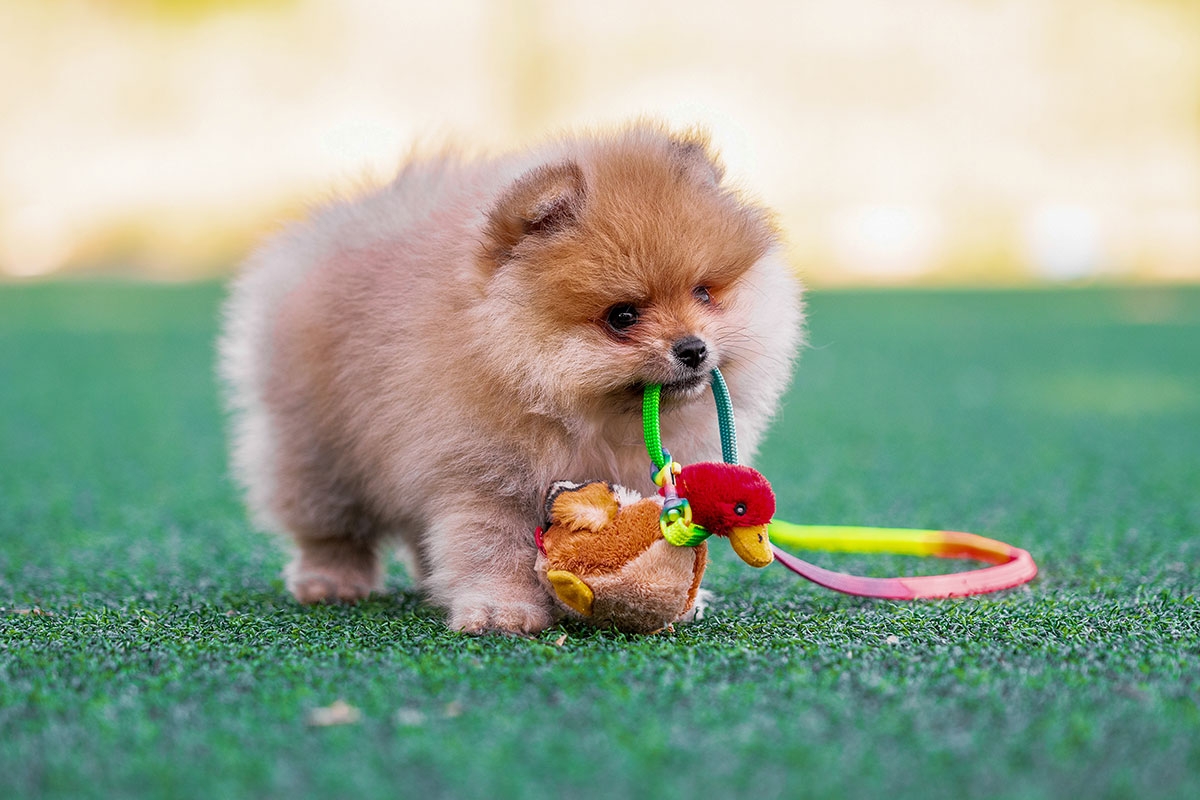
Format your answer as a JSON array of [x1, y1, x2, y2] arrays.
[[672, 336, 708, 370]]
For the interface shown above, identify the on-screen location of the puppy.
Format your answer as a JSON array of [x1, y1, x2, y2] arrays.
[[219, 122, 802, 634]]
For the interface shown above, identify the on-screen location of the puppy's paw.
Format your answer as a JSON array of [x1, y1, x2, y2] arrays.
[[677, 588, 715, 623], [449, 596, 554, 636], [287, 569, 375, 605]]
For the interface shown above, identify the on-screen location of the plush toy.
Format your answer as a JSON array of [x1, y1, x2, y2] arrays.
[[535, 481, 707, 634], [534, 461, 776, 633]]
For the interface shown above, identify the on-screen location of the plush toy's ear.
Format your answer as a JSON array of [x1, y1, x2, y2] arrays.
[[546, 569, 595, 617], [482, 161, 586, 265], [549, 481, 619, 533]]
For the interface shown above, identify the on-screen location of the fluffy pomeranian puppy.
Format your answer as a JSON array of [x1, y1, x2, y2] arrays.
[[219, 122, 802, 634]]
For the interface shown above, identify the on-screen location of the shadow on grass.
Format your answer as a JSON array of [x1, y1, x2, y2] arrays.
[[214, 586, 432, 618]]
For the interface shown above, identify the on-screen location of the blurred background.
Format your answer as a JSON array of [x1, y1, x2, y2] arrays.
[[1, 0, 1198, 286]]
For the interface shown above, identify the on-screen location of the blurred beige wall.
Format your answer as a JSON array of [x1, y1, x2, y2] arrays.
[[1, 0, 1198, 284]]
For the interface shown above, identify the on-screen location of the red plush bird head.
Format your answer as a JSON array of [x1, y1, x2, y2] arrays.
[[671, 461, 776, 567]]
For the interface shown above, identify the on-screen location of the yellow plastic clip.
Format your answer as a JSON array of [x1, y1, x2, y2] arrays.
[[653, 460, 683, 488]]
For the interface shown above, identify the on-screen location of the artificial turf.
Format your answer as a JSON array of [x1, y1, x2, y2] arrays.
[[1, 281, 1197, 800]]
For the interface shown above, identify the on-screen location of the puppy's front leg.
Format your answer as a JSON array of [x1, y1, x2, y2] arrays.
[[422, 497, 556, 635]]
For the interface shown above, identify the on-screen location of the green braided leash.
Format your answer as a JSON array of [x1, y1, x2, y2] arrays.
[[710, 368, 740, 466], [642, 384, 668, 471], [641, 368, 1041, 597]]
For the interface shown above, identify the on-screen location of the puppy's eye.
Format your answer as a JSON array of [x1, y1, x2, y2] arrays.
[[733, 502, 747, 517], [693, 286, 712, 304], [606, 304, 640, 333]]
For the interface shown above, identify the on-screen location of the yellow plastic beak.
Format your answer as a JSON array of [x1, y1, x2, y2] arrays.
[[728, 524, 774, 568]]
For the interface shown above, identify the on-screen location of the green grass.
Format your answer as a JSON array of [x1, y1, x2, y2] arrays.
[[2, 281, 1198, 800]]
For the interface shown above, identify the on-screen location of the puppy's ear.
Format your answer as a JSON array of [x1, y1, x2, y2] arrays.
[[669, 131, 724, 187], [483, 161, 586, 264]]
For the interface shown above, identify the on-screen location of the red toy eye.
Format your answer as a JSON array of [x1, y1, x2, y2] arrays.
[[734, 502, 747, 516]]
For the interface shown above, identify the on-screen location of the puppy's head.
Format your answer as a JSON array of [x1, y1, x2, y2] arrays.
[[479, 125, 788, 415]]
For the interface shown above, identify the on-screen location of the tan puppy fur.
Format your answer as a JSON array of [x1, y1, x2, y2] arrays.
[[219, 122, 803, 634]]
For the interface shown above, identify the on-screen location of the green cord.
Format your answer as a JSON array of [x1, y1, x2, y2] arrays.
[[642, 369, 739, 470], [710, 368, 739, 465], [642, 384, 667, 470]]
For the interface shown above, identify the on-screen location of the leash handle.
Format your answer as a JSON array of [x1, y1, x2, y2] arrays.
[[642, 370, 739, 470], [767, 522, 1038, 600]]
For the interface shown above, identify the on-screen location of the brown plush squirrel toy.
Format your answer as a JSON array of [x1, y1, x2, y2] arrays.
[[534, 463, 776, 633]]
